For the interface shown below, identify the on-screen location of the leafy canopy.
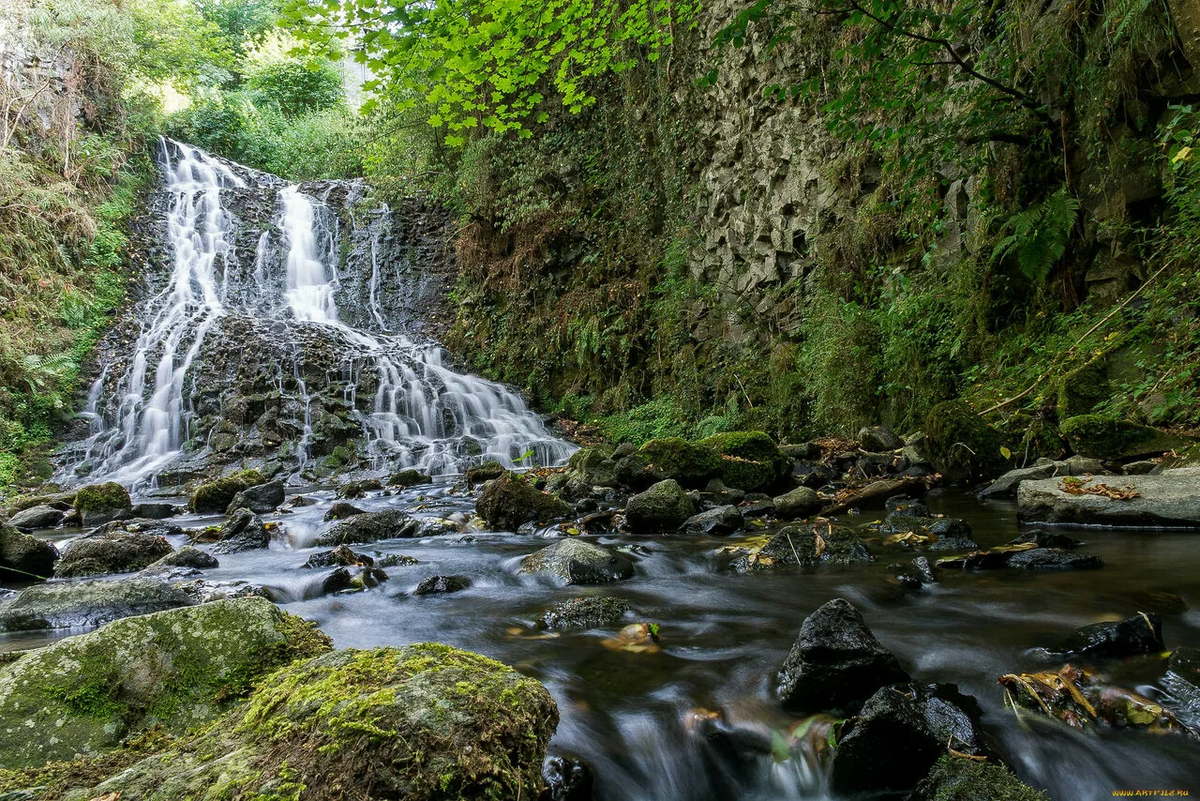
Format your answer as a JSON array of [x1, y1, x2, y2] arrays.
[[282, 0, 700, 145]]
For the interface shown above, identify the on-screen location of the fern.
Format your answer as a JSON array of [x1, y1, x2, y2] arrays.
[[991, 189, 1080, 282]]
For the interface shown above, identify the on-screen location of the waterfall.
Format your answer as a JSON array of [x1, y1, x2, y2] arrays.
[[67, 140, 574, 489]]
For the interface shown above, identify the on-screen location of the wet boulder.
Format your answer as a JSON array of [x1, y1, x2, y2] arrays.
[[566, 446, 620, 488], [302, 544, 373, 569], [413, 575, 470, 595], [521, 539, 635, 585], [699, 431, 791, 492], [623, 438, 722, 489], [540, 596, 632, 629], [0, 577, 195, 632], [465, 460, 505, 488], [6, 504, 64, 530], [1007, 530, 1084, 549], [540, 754, 595, 801], [858, 426, 903, 453], [772, 486, 822, 519], [225, 480, 285, 514], [1017, 473, 1200, 527], [33, 644, 558, 801], [72, 482, 133, 527], [477, 472, 573, 531], [778, 598, 909, 713], [338, 477, 383, 499], [1060, 414, 1188, 460], [314, 509, 421, 546], [54, 524, 175, 578], [979, 461, 1058, 499], [924, 401, 1007, 483], [211, 508, 272, 554], [1046, 612, 1164, 660], [879, 510, 972, 540], [731, 524, 873, 572], [388, 469, 432, 488], [1005, 547, 1104, 570], [0, 524, 58, 583], [150, 545, 219, 571], [896, 555, 938, 590], [830, 683, 988, 796], [0, 597, 331, 768], [324, 501, 366, 521], [916, 755, 1048, 801], [189, 469, 267, 514], [131, 502, 182, 520], [625, 479, 696, 532], [680, 505, 742, 536]]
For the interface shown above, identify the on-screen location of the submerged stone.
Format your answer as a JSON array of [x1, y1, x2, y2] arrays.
[[1046, 612, 1164, 660]]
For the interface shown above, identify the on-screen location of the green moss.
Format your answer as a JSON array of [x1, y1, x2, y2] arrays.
[[634, 437, 721, 487], [924, 401, 1008, 483], [73, 482, 131, 512], [1060, 414, 1188, 460], [190, 469, 267, 514], [388, 469, 432, 487], [700, 431, 790, 491], [916, 755, 1047, 800], [1056, 356, 1110, 420]]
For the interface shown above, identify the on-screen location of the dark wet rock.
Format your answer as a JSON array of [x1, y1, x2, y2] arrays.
[[321, 567, 354, 594], [567, 447, 620, 488], [324, 501, 367, 521], [979, 462, 1058, 498], [31, 643, 557, 800], [210, 507, 272, 554], [927, 535, 981, 552], [858, 426, 903, 453], [54, 526, 174, 578], [130, 502, 181, 520], [151, 546, 219, 570], [0, 577, 195, 632], [72, 482, 133, 527], [477, 472, 573, 531], [0, 524, 58, 583], [857, 451, 907, 476], [338, 478, 383, 499], [303, 544, 372, 569], [540, 754, 595, 801], [880, 512, 972, 539], [190, 469, 266, 514], [1167, 646, 1200, 687], [225, 480, 285, 514], [731, 524, 873, 572], [1017, 474, 1200, 527], [680, 505, 743, 536], [466, 460, 505, 488], [1008, 530, 1085, 549], [315, 509, 422, 546], [1060, 414, 1188, 460], [885, 495, 929, 516], [794, 462, 836, 489], [1006, 547, 1104, 570], [625, 479, 696, 532], [829, 683, 987, 796], [1047, 612, 1164, 660], [6, 504, 64, 529], [521, 539, 635, 585], [287, 494, 318, 508], [924, 401, 1007, 483], [916, 754, 1049, 801], [0, 597, 331, 768], [740, 499, 776, 518], [772, 486, 822, 519], [778, 598, 910, 713], [1122, 460, 1158, 475], [375, 553, 419, 568], [540, 596, 632, 629], [388, 469, 432, 487], [414, 574, 470, 595], [898, 556, 938, 590]]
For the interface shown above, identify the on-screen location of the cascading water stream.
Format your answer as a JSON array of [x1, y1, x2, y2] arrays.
[[68, 140, 573, 488]]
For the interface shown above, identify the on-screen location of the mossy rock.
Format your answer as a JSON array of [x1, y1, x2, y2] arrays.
[[1060, 414, 1188, 460], [388, 469, 432, 488], [924, 402, 1008, 483], [72, 483, 132, 527], [25, 644, 557, 801], [699, 431, 791, 491], [476, 472, 572, 530], [189, 470, 267, 514], [54, 528, 174, 578], [1056, 356, 1110, 420], [916, 755, 1047, 800], [465, 460, 505, 488], [0, 598, 331, 769], [566, 446, 620, 488], [631, 438, 721, 488], [0, 524, 59, 583]]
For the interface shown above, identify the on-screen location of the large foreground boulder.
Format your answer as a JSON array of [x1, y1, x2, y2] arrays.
[[0, 524, 58, 583], [0, 578, 194, 632], [1017, 473, 1200, 527], [625, 479, 696, 532], [72, 482, 132, 527], [477, 472, 573, 530], [778, 598, 909, 713], [15, 644, 558, 801], [0, 598, 331, 768], [521, 539, 635, 585], [314, 509, 422, 546]]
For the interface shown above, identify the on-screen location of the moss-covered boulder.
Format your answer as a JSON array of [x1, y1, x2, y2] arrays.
[[72, 482, 132, 527], [465, 460, 505, 489], [0, 578, 195, 633], [476, 472, 572, 531], [388, 469, 433, 488], [0, 598, 330, 769], [0, 524, 58, 583], [25, 644, 557, 801], [1056, 356, 1110, 420], [314, 509, 422, 547], [624, 479, 696, 532], [624, 438, 722, 489], [699, 431, 791, 491], [924, 402, 1008, 483], [520, 539, 635, 585], [566, 446, 620, 488], [915, 755, 1048, 800], [1060, 414, 1188, 460], [53, 525, 174, 578], [189, 469, 267, 514]]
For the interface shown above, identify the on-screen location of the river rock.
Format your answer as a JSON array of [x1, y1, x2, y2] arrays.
[[131, 502, 182, 519], [211, 507, 271, 554], [540, 596, 632, 629], [225, 480, 285, 513], [1046, 612, 1164, 660], [731, 524, 873, 572], [324, 501, 366, 521], [625, 479, 696, 532], [521, 539, 635, 585], [541, 754, 595, 801], [54, 525, 175, 578], [477, 472, 573, 530], [1005, 547, 1105, 570], [20, 643, 556, 801], [1008, 530, 1084, 549], [916, 755, 1049, 800], [314, 509, 421, 546], [0, 597, 331, 768], [0, 524, 58, 583], [303, 544, 372, 568], [189, 470, 266, 514], [858, 426, 903, 452], [388, 469, 432, 487], [772, 486, 822, 519], [338, 478, 383, 499], [680, 505, 742, 536], [778, 598, 910, 713], [567, 446, 620, 488], [147, 546, 219, 571], [897, 556, 938, 590], [413, 575, 470, 595], [979, 461, 1058, 498], [466, 460, 505, 488], [72, 482, 133, 527], [0, 578, 195, 632], [6, 504, 64, 530], [879, 511, 972, 540], [1017, 474, 1200, 527], [829, 683, 988, 796]]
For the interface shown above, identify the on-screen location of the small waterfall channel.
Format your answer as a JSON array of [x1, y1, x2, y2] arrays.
[[66, 140, 574, 489]]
